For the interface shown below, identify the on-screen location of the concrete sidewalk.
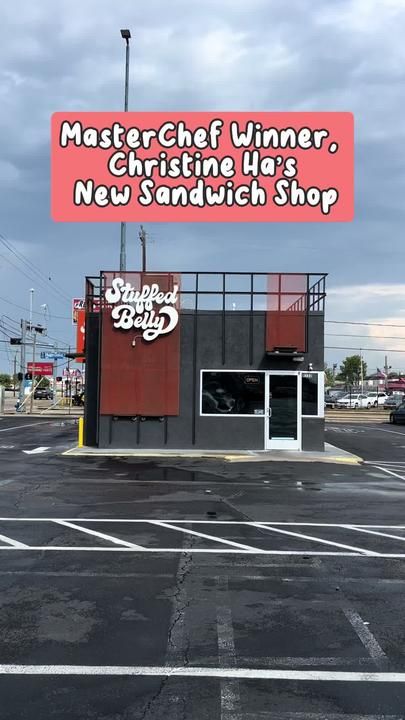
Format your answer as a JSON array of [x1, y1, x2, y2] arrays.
[[64, 442, 361, 464]]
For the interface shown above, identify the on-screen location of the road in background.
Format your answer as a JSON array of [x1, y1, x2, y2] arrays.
[[326, 422, 405, 463]]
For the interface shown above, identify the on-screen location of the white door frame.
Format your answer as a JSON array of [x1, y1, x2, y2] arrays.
[[264, 371, 301, 451]]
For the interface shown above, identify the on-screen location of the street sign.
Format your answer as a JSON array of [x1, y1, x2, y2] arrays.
[[72, 298, 85, 325], [72, 296, 100, 323], [40, 352, 65, 360], [76, 309, 85, 363], [63, 368, 82, 378], [27, 362, 54, 376]]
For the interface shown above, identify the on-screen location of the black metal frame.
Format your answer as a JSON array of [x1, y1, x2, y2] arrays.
[[86, 272, 327, 312]]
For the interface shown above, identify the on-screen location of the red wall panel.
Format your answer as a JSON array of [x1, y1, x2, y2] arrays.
[[266, 274, 307, 352], [99, 272, 180, 416], [75, 309, 86, 363]]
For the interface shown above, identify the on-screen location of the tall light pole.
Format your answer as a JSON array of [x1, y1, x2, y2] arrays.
[[120, 28, 131, 273], [29, 288, 34, 327]]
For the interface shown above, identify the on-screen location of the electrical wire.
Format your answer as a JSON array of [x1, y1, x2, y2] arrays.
[[0, 294, 71, 320], [326, 333, 405, 341], [0, 231, 71, 303], [326, 320, 405, 329], [326, 345, 405, 354], [0, 251, 69, 307]]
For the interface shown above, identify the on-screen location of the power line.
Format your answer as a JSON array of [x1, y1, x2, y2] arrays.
[[0, 295, 72, 320], [326, 320, 405, 329], [326, 333, 405, 341], [0, 249, 70, 308], [326, 345, 405, 354], [0, 232, 71, 303]]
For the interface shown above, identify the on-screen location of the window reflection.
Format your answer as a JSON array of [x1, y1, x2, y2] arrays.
[[201, 372, 265, 415], [302, 373, 318, 415]]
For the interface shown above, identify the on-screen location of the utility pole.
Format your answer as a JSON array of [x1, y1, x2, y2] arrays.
[[18, 320, 27, 410], [67, 345, 71, 415], [119, 29, 131, 273], [360, 348, 364, 395], [13, 354, 17, 398], [29, 289, 34, 327], [384, 355, 391, 393], [139, 225, 147, 272], [29, 329, 37, 414]]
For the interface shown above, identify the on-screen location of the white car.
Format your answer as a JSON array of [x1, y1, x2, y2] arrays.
[[336, 393, 370, 409], [365, 391, 388, 407]]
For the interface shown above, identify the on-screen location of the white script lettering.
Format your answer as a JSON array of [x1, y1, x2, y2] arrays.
[[105, 279, 179, 340]]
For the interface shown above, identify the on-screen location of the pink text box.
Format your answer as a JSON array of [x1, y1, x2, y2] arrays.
[[51, 111, 354, 223]]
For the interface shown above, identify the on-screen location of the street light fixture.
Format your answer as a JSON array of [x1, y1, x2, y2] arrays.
[[119, 28, 131, 273]]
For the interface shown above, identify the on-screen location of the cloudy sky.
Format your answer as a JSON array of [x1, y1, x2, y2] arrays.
[[0, 0, 405, 375]]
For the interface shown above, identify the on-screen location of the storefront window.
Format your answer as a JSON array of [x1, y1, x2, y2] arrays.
[[201, 371, 265, 416], [301, 373, 319, 416]]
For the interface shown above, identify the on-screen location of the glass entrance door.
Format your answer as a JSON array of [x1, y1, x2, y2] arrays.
[[265, 372, 301, 450]]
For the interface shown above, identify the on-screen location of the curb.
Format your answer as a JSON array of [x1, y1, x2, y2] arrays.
[[62, 447, 362, 465]]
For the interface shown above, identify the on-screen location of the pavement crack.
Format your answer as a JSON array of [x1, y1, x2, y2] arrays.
[[166, 540, 193, 662]]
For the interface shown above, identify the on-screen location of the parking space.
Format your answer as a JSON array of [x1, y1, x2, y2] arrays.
[[3, 519, 405, 556], [1, 419, 405, 717]]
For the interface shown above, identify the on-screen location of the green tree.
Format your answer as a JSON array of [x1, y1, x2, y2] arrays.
[[37, 377, 50, 389], [337, 355, 367, 386], [324, 365, 335, 387], [0, 373, 12, 388]]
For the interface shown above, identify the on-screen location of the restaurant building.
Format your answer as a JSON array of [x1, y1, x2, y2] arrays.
[[83, 271, 326, 452]]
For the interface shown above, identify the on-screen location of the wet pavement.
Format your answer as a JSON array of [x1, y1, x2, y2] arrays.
[[1, 418, 405, 717]]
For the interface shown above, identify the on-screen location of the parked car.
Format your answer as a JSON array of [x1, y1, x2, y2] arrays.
[[390, 402, 405, 424], [336, 393, 370, 409], [366, 391, 388, 407], [384, 394, 403, 410], [324, 390, 347, 408], [34, 388, 53, 400]]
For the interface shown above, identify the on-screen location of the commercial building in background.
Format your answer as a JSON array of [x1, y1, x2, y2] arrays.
[[83, 271, 326, 451]]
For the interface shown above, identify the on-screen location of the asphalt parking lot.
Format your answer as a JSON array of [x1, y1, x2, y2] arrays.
[[1, 417, 405, 718]]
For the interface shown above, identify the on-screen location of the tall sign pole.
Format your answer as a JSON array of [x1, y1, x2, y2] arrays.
[[119, 29, 131, 273], [140, 225, 147, 272], [29, 330, 37, 415], [18, 320, 27, 410]]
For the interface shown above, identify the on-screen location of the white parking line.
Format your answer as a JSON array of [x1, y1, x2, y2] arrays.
[[342, 608, 388, 669], [0, 422, 51, 433], [356, 426, 405, 436], [365, 461, 405, 465], [344, 525, 405, 543], [1, 519, 404, 527], [1, 665, 405, 681], [244, 713, 402, 719], [240, 656, 376, 667], [0, 547, 370, 554], [54, 520, 145, 549], [0, 533, 28, 549], [374, 466, 405, 482], [148, 520, 263, 553], [251, 523, 378, 556]]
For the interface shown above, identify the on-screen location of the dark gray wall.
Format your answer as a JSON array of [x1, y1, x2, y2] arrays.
[[95, 310, 324, 450], [302, 418, 325, 451], [84, 313, 100, 447]]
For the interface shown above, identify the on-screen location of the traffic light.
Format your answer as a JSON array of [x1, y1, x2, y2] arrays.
[[25, 373, 32, 381], [17, 372, 23, 382], [10, 338, 22, 345], [56, 376, 62, 382]]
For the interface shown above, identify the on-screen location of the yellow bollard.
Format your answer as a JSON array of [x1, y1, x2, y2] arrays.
[[78, 417, 84, 448]]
